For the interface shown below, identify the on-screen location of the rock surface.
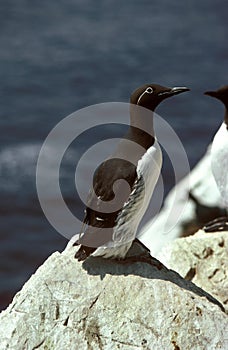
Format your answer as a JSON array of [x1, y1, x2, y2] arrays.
[[0, 240, 227, 350], [159, 230, 228, 314], [139, 145, 226, 256]]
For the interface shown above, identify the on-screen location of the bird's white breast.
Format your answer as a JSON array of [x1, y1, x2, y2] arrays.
[[113, 139, 162, 245], [92, 139, 162, 258], [211, 122, 228, 207], [136, 139, 162, 214]]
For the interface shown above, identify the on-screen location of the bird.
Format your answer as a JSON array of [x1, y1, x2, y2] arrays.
[[73, 84, 190, 261], [203, 85, 228, 232]]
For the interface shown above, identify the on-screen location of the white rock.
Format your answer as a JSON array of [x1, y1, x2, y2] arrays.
[[0, 241, 227, 350], [159, 229, 228, 314], [139, 145, 225, 256]]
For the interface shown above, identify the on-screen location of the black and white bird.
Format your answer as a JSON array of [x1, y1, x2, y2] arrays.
[[74, 84, 189, 260], [204, 85, 228, 232]]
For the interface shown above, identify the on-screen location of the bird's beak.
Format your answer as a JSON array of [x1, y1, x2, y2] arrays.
[[158, 86, 190, 97], [204, 90, 217, 97]]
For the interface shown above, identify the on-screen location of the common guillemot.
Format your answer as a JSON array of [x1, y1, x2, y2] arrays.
[[74, 84, 189, 261], [203, 85, 228, 232]]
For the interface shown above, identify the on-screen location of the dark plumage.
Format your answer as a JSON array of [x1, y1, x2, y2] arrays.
[[74, 83, 189, 260], [204, 85, 228, 128]]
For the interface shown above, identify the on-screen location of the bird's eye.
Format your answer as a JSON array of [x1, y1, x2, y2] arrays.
[[146, 87, 153, 94]]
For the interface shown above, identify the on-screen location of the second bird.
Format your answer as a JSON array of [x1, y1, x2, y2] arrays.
[[204, 85, 228, 232]]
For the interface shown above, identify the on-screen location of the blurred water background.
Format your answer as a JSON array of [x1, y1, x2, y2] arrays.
[[0, 0, 227, 310]]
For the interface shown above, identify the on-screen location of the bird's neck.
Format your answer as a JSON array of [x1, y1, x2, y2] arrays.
[[128, 126, 155, 150], [129, 105, 155, 150], [224, 107, 228, 129]]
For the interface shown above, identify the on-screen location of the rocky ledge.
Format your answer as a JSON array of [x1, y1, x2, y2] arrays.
[[159, 229, 228, 314], [0, 235, 227, 350]]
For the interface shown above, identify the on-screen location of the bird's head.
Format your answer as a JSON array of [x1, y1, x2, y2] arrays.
[[204, 85, 228, 108], [130, 84, 190, 111]]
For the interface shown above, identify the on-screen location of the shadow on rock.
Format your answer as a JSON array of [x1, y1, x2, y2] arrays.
[[81, 240, 225, 313]]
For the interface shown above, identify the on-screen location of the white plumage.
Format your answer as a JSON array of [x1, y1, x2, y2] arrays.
[[203, 85, 228, 232], [211, 122, 228, 208], [92, 139, 162, 258]]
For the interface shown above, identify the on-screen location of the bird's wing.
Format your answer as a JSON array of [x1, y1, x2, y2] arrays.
[[77, 157, 138, 247]]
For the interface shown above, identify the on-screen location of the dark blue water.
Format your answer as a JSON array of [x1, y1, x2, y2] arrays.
[[0, 0, 227, 310]]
